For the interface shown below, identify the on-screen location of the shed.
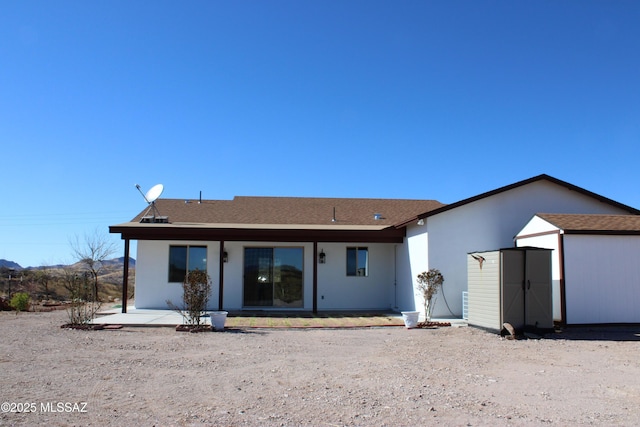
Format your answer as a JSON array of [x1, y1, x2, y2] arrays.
[[516, 214, 640, 325], [467, 247, 553, 332]]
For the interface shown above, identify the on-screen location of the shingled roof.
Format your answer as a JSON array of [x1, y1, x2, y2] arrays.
[[110, 196, 445, 243], [130, 196, 445, 227], [537, 213, 640, 234]]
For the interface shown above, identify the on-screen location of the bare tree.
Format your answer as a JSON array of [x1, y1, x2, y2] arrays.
[[34, 268, 53, 300], [69, 229, 117, 302], [60, 266, 88, 301]]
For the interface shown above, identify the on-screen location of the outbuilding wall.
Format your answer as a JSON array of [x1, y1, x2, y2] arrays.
[[563, 235, 640, 324]]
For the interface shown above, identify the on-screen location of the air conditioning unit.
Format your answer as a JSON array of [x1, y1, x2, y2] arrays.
[[462, 291, 469, 320]]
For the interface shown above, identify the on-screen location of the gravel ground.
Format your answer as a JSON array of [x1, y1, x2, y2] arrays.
[[1, 310, 639, 426]]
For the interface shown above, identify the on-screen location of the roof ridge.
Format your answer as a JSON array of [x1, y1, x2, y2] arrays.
[[396, 174, 640, 226], [233, 195, 441, 202], [538, 212, 640, 217]]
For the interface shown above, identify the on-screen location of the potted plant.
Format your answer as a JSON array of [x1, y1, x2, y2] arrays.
[[210, 310, 228, 331], [400, 310, 420, 328]]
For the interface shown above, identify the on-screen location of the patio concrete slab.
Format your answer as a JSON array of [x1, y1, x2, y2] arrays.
[[92, 306, 467, 328], [92, 307, 204, 326]]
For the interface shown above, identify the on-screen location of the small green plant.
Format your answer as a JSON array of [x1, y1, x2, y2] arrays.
[[167, 268, 212, 327], [416, 269, 444, 322], [9, 292, 30, 313]]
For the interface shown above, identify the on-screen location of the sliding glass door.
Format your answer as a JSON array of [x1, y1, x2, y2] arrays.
[[243, 248, 273, 306], [244, 247, 303, 308]]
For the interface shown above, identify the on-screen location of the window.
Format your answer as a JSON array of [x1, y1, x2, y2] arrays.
[[243, 247, 303, 307], [347, 247, 368, 276], [169, 245, 207, 282]]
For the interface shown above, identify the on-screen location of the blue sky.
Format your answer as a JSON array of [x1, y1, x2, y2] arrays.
[[1, 1, 639, 267]]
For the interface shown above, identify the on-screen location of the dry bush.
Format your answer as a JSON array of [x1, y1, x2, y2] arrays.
[[62, 269, 101, 325], [416, 269, 444, 322], [167, 268, 211, 326]]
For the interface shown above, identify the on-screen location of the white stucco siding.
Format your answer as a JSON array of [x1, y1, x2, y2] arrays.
[[518, 215, 561, 236], [516, 232, 562, 321], [217, 241, 243, 310], [227, 242, 395, 311], [399, 225, 430, 314], [135, 240, 396, 311], [427, 180, 630, 319], [134, 240, 221, 310], [317, 243, 397, 310], [564, 235, 640, 324]]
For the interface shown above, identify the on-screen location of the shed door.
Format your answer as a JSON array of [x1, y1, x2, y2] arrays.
[[525, 250, 553, 329], [501, 250, 525, 329]]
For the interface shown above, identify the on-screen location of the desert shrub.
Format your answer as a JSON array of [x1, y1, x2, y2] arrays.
[[167, 268, 211, 326], [65, 300, 102, 325], [9, 292, 30, 312], [64, 272, 101, 325], [416, 269, 444, 322]]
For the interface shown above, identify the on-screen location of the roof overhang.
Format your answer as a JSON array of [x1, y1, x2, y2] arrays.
[[562, 229, 640, 236], [394, 174, 640, 227], [109, 222, 406, 243]]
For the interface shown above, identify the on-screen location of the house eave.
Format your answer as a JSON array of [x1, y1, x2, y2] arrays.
[[396, 174, 640, 226], [562, 230, 640, 236], [109, 222, 406, 243]]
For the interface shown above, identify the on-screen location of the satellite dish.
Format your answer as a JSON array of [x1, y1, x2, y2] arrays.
[[145, 184, 164, 204], [135, 183, 169, 223]]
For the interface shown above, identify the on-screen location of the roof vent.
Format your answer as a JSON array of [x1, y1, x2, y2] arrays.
[[140, 215, 169, 224], [374, 213, 382, 220]]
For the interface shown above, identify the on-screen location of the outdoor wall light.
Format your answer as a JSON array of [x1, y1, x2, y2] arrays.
[[318, 249, 326, 264], [223, 250, 228, 263], [417, 218, 425, 226]]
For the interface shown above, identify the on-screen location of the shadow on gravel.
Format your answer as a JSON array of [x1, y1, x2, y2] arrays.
[[548, 325, 640, 342], [217, 327, 268, 335]]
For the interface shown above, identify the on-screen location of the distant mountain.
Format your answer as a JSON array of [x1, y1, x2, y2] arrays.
[[103, 257, 136, 268], [0, 257, 135, 271], [0, 260, 22, 270], [68, 257, 136, 270]]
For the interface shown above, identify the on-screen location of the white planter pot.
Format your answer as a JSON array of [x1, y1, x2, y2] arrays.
[[210, 311, 228, 331], [401, 311, 420, 329]]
